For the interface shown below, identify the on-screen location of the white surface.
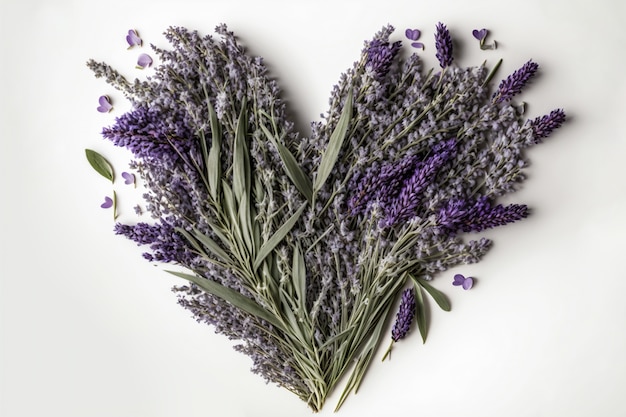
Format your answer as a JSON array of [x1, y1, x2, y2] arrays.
[[2, 0, 626, 416]]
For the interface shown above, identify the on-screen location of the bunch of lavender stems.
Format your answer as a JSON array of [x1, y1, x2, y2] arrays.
[[88, 23, 564, 412]]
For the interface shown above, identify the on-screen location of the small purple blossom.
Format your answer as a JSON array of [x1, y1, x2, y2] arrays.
[[472, 29, 487, 42], [97, 95, 113, 113], [366, 39, 402, 79], [101, 196, 113, 208], [453, 274, 474, 290], [133, 205, 143, 215], [122, 171, 135, 186], [126, 29, 142, 48], [434, 22, 453, 68], [405, 28, 424, 50], [529, 109, 566, 143], [136, 53, 153, 69], [495, 60, 539, 103], [391, 288, 416, 342]]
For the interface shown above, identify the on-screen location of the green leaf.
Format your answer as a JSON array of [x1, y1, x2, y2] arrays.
[[260, 123, 313, 203], [85, 149, 114, 182], [415, 277, 451, 312], [313, 89, 353, 194], [232, 100, 250, 204], [292, 242, 307, 310], [167, 270, 285, 332], [414, 284, 428, 343], [190, 228, 234, 265], [207, 102, 222, 201], [253, 202, 307, 270]]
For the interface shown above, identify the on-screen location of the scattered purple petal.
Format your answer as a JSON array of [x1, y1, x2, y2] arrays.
[[472, 29, 487, 41], [453, 274, 474, 290], [126, 29, 142, 48], [96, 95, 113, 113], [136, 53, 153, 69], [134, 205, 143, 215], [405, 28, 421, 41], [101, 196, 113, 209], [411, 42, 425, 50], [122, 171, 135, 186]]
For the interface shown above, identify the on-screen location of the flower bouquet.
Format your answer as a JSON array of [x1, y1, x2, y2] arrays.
[[86, 23, 565, 411]]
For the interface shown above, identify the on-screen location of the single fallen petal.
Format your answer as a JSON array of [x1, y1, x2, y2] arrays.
[[126, 29, 142, 48], [462, 277, 474, 290], [411, 42, 425, 50], [136, 53, 153, 69], [472, 28, 487, 41], [122, 171, 135, 185], [101, 196, 113, 208], [405, 28, 421, 41], [453, 274, 465, 286], [96, 95, 113, 113]]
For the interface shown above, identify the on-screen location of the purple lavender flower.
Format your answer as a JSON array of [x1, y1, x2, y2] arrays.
[[115, 221, 195, 264], [136, 53, 153, 69], [122, 171, 135, 186], [529, 109, 566, 143], [495, 60, 539, 103], [391, 288, 416, 342], [453, 274, 474, 290], [383, 139, 456, 227], [101, 196, 113, 208], [126, 29, 142, 48], [365, 39, 402, 79], [434, 22, 453, 68], [472, 29, 487, 42], [97, 95, 113, 113], [405, 28, 424, 49], [437, 197, 528, 234]]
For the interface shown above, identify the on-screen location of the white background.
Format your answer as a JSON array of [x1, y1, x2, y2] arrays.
[[2, 0, 626, 416]]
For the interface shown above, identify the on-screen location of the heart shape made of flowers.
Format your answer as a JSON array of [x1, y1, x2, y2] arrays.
[[87, 23, 565, 412]]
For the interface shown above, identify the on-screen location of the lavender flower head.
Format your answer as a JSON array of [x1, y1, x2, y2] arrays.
[[391, 288, 416, 342], [495, 60, 539, 102], [435, 22, 453, 68], [529, 108, 566, 143], [366, 38, 402, 79]]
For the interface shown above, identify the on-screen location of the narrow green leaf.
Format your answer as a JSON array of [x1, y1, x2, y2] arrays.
[[232, 99, 250, 204], [207, 103, 222, 201], [191, 228, 234, 265], [415, 278, 451, 312], [313, 89, 353, 194], [175, 227, 209, 257], [253, 202, 307, 270], [85, 149, 114, 182], [260, 123, 313, 203], [167, 270, 285, 332], [292, 242, 306, 310], [414, 284, 428, 343], [237, 192, 254, 255]]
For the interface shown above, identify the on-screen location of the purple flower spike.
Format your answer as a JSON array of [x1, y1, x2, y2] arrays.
[[405, 28, 421, 41], [96, 95, 113, 113], [101, 196, 113, 209], [472, 29, 487, 41], [391, 288, 416, 342], [495, 60, 539, 103], [529, 109, 566, 143], [453, 274, 474, 290], [122, 171, 135, 186], [434, 22, 453, 68], [126, 29, 142, 48], [136, 53, 153, 69]]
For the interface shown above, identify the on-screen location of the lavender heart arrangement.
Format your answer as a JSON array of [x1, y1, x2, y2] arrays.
[[86, 23, 565, 411]]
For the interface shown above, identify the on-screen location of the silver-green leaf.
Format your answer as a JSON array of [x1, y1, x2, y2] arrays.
[[85, 149, 114, 183]]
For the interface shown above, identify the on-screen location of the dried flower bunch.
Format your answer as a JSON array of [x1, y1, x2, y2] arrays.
[[86, 22, 565, 411]]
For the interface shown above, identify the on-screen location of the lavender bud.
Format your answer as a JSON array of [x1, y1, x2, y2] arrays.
[[495, 60, 539, 103], [391, 288, 416, 342], [366, 39, 402, 79], [530, 108, 566, 143], [434, 22, 453, 68]]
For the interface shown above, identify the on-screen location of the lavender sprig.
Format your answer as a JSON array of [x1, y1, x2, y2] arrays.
[[382, 287, 416, 361], [435, 22, 453, 68], [529, 108, 566, 143], [494, 59, 539, 102]]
